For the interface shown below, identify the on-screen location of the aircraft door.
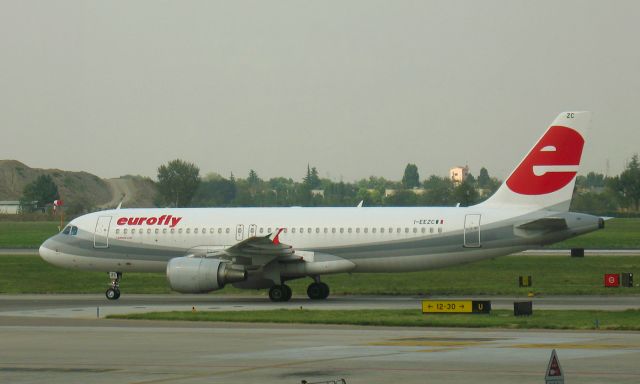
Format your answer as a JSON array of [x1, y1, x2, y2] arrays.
[[94, 216, 112, 248], [248, 224, 257, 237], [464, 214, 481, 248], [236, 224, 245, 241]]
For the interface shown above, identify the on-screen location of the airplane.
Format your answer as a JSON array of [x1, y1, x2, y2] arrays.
[[39, 111, 604, 302]]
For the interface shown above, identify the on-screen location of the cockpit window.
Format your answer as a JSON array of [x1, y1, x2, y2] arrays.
[[62, 226, 71, 235], [70, 226, 78, 235]]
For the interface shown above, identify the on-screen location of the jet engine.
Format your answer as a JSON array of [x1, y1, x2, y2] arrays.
[[166, 257, 247, 293]]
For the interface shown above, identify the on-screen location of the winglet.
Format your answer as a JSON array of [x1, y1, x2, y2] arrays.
[[271, 228, 285, 245]]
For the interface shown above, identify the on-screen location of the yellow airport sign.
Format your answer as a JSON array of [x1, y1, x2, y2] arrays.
[[422, 300, 491, 314]]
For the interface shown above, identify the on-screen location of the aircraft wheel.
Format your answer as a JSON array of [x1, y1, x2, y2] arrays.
[[318, 282, 330, 300], [105, 288, 120, 300], [269, 285, 289, 302], [283, 285, 292, 301], [307, 283, 322, 300]]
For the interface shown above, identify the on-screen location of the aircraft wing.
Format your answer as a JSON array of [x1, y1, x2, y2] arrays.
[[205, 229, 296, 267], [516, 217, 568, 231]]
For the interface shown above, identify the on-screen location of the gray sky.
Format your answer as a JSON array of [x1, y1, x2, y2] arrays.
[[1, 1, 638, 181]]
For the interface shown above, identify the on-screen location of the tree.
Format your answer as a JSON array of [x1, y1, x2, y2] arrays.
[[477, 167, 491, 188], [248, 169, 261, 186], [453, 179, 479, 207], [156, 159, 201, 207], [303, 165, 321, 189], [21, 174, 59, 211], [616, 154, 640, 211], [402, 163, 420, 189]]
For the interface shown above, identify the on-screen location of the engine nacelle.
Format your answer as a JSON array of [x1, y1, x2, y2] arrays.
[[166, 257, 247, 293]]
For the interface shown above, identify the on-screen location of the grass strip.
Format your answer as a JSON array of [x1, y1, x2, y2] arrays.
[[0, 221, 60, 248], [2, 255, 639, 295], [107, 308, 640, 331]]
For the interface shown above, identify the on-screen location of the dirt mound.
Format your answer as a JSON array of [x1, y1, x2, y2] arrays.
[[0, 160, 157, 211]]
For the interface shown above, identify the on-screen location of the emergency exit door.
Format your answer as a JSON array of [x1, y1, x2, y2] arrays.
[[464, 214, 481, 248]]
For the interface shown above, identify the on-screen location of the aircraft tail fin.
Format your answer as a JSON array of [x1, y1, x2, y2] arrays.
[[478, 111, 590, 212]]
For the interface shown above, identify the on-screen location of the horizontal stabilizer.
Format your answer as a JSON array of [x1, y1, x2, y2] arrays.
[[516, 217, 568, 231]]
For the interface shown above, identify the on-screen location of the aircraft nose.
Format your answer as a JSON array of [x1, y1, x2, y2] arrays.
[[39, 239, 56, 263]]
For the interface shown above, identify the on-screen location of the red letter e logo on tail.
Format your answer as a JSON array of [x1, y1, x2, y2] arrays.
[[506, 126, 584, 195]]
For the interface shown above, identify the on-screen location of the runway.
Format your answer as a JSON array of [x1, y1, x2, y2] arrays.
[[1, 294, 640, 383], [1, 294, 640, 318]]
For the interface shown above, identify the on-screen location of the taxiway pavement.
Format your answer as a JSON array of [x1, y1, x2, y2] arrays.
[[1, 294, 639, 384]]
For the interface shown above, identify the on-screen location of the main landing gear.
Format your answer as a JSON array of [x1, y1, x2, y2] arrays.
[[268, 284, 292, 302], [268, 278, 330, 302], [105, 272, 122, 300], [307, 281, 329, 300]]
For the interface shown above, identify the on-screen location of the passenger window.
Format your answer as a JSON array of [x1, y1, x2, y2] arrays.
[[209, 228, 214, 234], [267, 228, 272, 233], [124, 229, 128, 234], [186, 228, 190, 234], [421, 227, 426, 233], [340, 228, 344, 234], [396, 228, 401, 233], [405, 228, 410, 233], [299, 227, 304, 233], [139, 228, 143, 234], [283, 228, 288, 233], [116, 229, 120, 234], [430, 227, 434, 233], [372, 228, 376, 234], [179, 228, 183, 234], [413, 228, 417, 233], [155, 228, 159, 234], [316, 228, 320, 234], [308, 228, 312, 234], [171, 228, 175, 234], [147, 228, 151, 234], [70, 226, 78, 235], [225, 228, 230, 234], [380, 228, 384, 233], [390, 227, 394, 233], [218, 228, 222, 234], [163, 228, 167, 234], [364, 228, 368, 234], [356, 228, 360, 234], [62, 226, 71, 235], [259, 227, 264, 234], [292, 228, 296, 234], [194, 228, 198, 234], [332, 228, 336, 234], [324, 228, 328, 234], [202, 228, 206, 234], [348, 228, 352, 234], [438, 227, 443, 233]]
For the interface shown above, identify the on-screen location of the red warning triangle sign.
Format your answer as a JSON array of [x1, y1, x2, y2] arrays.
[[545, 349, 564, 380]]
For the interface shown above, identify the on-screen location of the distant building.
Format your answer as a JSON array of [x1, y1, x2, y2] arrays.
[[0, 201, 22, 214], [310, 189, 325, 197], [449, 165, 469, 184], [384, 188, 426, 197]]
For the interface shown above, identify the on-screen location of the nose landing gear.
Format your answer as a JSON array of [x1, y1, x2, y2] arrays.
[[105, 272, 122, 300]]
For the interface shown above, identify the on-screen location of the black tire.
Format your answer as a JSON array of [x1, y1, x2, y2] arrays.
[[269, 285, 285, 302], [319, 282, 330, 300], [105, 288, 118, 300], [282, 285, 292, 301], [113, 289, 121, 299], [307, 283, 322, 300]]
